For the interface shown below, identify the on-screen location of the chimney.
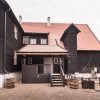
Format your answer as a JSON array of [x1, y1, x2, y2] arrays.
[[19, 15, 22, 23], [47, 17, 51, 26]]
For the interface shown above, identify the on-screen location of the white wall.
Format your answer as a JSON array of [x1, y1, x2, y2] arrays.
[[0, 72, 22, 88], [0, 74, 5, 88]]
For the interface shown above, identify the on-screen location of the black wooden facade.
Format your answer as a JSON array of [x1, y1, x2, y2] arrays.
[[77, 51, 100, 73], [0, 0, 24, 73], [61, 24, 80, 73], [0, 0, 100, 83]]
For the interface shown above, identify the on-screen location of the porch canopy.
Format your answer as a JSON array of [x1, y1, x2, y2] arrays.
[[17, 44, 68, 55]]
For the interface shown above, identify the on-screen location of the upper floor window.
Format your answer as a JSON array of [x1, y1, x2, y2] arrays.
[[14, 26, 18, 40], [40, 39, 47, 44], [30, 38, 37, 44], [23, 36, 29, 44], [14, 50, 17, 65]]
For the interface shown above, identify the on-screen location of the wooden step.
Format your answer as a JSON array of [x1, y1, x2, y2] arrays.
[[52, 81, 63, 83], [52, 73, 61, 75], [52, 83, 63, 86], [52, 79, 62, 81]]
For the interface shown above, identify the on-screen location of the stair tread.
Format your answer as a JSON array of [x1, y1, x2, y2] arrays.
[[52, 79, 62, 81], [52, 81, 63, 83], [52, 74, 61, 76], [52, 84, 63, 86], [52, 80, 63, 82]]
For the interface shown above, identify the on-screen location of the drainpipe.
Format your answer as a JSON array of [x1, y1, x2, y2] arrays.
[[3, 8, 10, 88]]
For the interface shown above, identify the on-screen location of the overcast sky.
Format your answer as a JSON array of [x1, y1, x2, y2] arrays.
[[6, 0, 100, 40]]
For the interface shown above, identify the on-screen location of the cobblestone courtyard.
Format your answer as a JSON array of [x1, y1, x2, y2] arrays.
[[0, 83, 100, 100]]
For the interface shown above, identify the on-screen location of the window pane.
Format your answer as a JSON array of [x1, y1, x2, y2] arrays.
[[38, 65, 44, 74], [40, 39, 47, 44], [30, 39, 36, 44], [23, 36, 29, 44]]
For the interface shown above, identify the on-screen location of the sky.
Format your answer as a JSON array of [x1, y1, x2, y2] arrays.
[[6, 0, 100, 41]]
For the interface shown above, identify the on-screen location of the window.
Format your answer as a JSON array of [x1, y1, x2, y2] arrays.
[[28, 57, 32, 64], [30, 39, 36, 44], [22, 57, 26, 65], [54, 58, 58, 64], [38, 65, 44, 74], [23, 36, 29, 44], [14, 26, 18, 39], [40, 39, 47, 44], [14, 50, 17, 65]]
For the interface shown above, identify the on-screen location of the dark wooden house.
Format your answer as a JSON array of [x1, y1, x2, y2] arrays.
[[0, 0, 24, 87], [17, 21, 100, 83], [0, 0, 100, 85]]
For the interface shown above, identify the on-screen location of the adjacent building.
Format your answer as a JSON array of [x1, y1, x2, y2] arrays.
[[0, 0, 24, 87]]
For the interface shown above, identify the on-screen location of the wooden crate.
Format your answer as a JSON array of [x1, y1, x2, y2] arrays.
[[5, 78, 15, 89]]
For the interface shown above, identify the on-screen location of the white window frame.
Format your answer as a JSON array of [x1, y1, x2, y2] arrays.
[[14, 50, 17, 65], [14, 26, 18, 40], [40, 39, 47, 44], [28, 57, 32, 64], [23, 36, 29, 44], [54, 58, 58, 64], [30, 38, 37, 44]]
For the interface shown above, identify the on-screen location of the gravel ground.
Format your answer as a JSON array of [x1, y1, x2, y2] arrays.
[[0, 82, 100, 100]]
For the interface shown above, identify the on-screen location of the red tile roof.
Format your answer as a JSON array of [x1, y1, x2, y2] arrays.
[[17, 45, 67, 55], [21, 22, 100, 51]]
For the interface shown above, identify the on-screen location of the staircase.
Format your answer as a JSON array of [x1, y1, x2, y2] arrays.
[[51, 74, 65, 87]]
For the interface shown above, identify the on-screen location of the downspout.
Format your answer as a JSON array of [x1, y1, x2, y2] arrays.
[[3, 8, 10, 87]]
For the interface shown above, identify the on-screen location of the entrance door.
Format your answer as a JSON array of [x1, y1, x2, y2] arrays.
[[53, 57, 64, 73], [53, 58, 59, 73]]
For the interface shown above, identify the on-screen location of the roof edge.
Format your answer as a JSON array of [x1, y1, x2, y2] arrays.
[[0, 0, 24, 34]]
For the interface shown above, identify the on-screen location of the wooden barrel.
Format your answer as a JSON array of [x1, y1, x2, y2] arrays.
[[69, 79, 79, 89], [5, 78, 15, 89]]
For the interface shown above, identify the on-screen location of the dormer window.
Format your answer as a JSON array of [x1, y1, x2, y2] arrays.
[[40, 39, 47, 44], [23, 36, 29, 44], [30, 38, 37, 44], [23, 34, 48, 45]]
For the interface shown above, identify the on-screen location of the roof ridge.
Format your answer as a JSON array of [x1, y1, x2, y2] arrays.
[[22, 22, 88, 25]]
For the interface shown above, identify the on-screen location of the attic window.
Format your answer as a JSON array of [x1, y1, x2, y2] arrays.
[[40, 39, 47, 44], [30, 38, 37, 44]]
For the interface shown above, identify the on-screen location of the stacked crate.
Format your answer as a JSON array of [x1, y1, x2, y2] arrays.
[[5, 78, 15, 89]]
